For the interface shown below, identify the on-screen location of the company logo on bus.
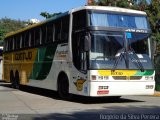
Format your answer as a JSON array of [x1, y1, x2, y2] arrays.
[[111, 71, 123, 75], [74, 79, 86, 91], [15, 52, 32, 61]]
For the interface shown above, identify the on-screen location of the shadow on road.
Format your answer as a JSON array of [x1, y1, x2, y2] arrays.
[[0, 81, 145, 104], [32, 106, 160, 120], [20, 85, 146, 104]]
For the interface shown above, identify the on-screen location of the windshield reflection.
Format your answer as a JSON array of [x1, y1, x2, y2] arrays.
[[90, 31, 124, 60], [89, 31, 152, 70]]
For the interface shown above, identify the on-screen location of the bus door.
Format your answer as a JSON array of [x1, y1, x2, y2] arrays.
[[71, 31, 88, 93]]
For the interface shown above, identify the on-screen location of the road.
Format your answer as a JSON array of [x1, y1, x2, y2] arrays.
[[0, 81, 160, 120]]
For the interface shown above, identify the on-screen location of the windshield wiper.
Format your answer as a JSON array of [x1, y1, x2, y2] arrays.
[[129, 48, 144, 72], [112, 31, 144, 72], [112, 48, 145, 72], [112, 48, 128, 71]]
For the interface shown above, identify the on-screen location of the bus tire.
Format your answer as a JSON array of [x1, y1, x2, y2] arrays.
[[57, 73, 72, 100], [15, 71, 20, 89], [10, 71, 15, 88]]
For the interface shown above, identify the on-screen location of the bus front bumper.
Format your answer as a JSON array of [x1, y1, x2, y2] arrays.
[[89, 81, 155, 97]]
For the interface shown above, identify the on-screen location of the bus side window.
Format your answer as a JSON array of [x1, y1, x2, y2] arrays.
[[20, 35, 22, 49], [53, 24, 55, 42], [30, 30, 35, 47], [25, 32, 30, 48], [22, 33, 25, 48], [4, 40, 7, 52], [61, 16, 69, 42], [35, 28, 41, 46], [15, 35, 21, 50], [73, 10, 86, 31], [46, 23, 54, 44], [41, 26, 46, 45], [5, 38, 8, 52], [8, 38, 13, 51], [55, 20, 61, 41]]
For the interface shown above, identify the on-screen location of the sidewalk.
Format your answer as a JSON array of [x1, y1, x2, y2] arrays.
[[154, 91, 160, 96]]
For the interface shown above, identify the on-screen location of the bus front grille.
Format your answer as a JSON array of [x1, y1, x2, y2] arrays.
[[112, 76, 142, 80]]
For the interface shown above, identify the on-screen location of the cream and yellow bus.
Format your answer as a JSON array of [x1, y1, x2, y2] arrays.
[[3, 6, 155, 99]]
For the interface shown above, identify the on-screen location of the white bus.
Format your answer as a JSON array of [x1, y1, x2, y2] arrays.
[[3, 6, 155, 99]]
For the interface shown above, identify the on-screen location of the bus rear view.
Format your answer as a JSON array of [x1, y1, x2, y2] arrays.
[[71, 6, 155, 97]]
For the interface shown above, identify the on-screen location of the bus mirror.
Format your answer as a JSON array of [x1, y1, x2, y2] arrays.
[[84, 35, 91, 52], [152, 38, 159, 60], [152, 36, 158, 54]]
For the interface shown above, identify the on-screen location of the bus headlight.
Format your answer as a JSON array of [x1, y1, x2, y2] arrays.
[[145, 76, 154, 80], [91, 75, 109, 80], [91, 75, 97, 80]]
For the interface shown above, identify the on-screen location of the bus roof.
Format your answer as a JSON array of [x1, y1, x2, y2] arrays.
[[70, 6, 147, 15], [5, 12, 69, 39], [5, 6, 146, 39]]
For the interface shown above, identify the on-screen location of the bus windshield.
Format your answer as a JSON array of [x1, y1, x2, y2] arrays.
[[90, 31, 153, 70]]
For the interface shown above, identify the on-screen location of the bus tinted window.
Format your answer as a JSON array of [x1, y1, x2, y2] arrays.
[[41, 26, 46, 44], [25, 32, 30, 48], [22, 33, 25, 48], [15, 35, 21, 49], [46, 23, 53, 43], [55, 20, 61, 41], [4, 40, 7, 52], [73, 10, 86, 31], [35, 28, 41, 45], [30, 30, 35, 47], [61, 16, 69, 42], [8, 38, 13, 51]]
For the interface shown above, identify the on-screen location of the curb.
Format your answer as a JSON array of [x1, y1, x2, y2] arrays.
[[154, 91, 160, 96]]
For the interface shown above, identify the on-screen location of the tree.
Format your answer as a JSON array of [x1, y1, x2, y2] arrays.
[[87, 0, 95, 5], [40, 12, 62, 19], [93, 0, 135, 7], [0, 18, 26, 40]]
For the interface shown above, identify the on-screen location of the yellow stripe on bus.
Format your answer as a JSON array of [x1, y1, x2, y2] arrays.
[[98, 70, 137, 76]]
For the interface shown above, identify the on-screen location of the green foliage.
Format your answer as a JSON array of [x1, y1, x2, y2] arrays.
[[147, 0, 160, 42], [116, 0, 131, 8], [0, 17, 26, 40], [40, 12, 62, 19], [93, 0, 134, 7]]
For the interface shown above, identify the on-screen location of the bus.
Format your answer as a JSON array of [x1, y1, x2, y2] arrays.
[[3, 6, 155, 99]]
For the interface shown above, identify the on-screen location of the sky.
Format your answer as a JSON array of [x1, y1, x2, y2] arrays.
[[0, 0, 87, 21]]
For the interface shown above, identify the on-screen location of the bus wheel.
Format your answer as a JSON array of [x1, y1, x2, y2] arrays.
[[58, 73, 72, 100], [15, 71, 20, 89], [10, 71, 15, 88]]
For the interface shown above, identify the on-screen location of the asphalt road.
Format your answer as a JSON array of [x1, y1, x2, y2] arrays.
[[0, 81, 160, 120]]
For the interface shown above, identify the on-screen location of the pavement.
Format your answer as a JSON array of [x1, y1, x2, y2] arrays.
[[154, 91, 160, 96], [0, 81, 160, 120]]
